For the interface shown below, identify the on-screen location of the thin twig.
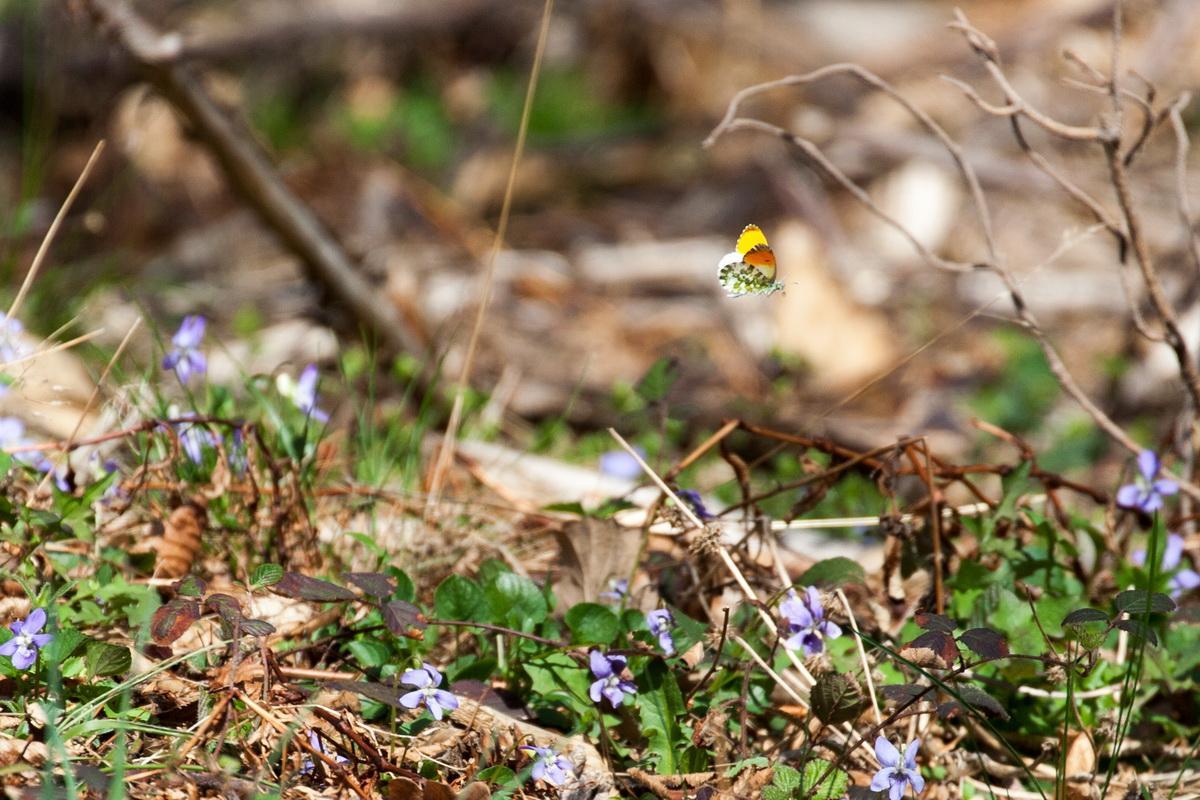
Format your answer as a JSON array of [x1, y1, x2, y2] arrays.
[[424, 0, 556, 514], [836, 588, 881, 726], [7, 141, 106, 323]]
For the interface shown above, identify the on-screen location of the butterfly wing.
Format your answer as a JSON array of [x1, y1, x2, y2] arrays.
[[741, 243, 776, 280], [735, 224, 769, 256]]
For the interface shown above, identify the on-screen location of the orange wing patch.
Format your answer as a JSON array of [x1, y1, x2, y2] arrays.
[[742, 243, 776, 278]]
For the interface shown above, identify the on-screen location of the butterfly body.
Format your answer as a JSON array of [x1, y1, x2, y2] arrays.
[[718, 224, 784, 297]]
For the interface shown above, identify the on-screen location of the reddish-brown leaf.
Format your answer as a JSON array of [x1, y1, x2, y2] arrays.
[[907, 630, 958, 664], [150, 597, 201, 645], [272, 572, 356, 602], [958, 628, 1009, 659], [383, 600, 427, 638], [343, 572, 397, 599]]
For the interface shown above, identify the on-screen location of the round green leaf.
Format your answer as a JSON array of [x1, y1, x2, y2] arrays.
[[434, 575, 484, 621], [347, 639, 392, 668], [565, 603, 620, 645]]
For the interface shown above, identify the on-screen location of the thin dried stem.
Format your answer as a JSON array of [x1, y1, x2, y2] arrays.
[[8, 141, 106, 323], [836, 588, 881, 726], [425, 0, 555, 515]]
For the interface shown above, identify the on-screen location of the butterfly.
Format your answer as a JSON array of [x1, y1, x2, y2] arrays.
[[717, 224, 784, 297]]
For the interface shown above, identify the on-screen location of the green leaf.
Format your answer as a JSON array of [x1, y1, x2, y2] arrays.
[[1115, 590, 1175, 615], [637, 659, 687, 774], [43, 628, 87, 664], [770, 764, 802, 797], [85, 640, 131, 678], [484, 572, 548, 629], [174, 575, 207, 597], [798, 557, 866, 587], [1115, 618, 1158, 646], [390, 569, 416, 603], [474, 765, 516, 786], [810, 673, 865, 725], [995, 461, 1033, 523], [250, 563, 284, 589], [347, 639, 392, 668], [565, 603, 621, 645], [801, 759, 849, 800], [434, 575, 484, 621], [522, 653, 591, 711], [725, 756, 769, 778], [543, 501, 586, 515], [1062, 608, 1109, 626], [635, 357, 679, 404]]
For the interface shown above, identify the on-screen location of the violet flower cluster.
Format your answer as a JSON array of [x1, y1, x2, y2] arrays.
[[588, 650, 637, 708], [1133, 533, 1200, 598], [780, 586, 841, 656], [599, 577, 628, 603], [0, 608, 53, 670], [0, 313, 30, 396], [870, 737, 924, 800], [676, 489, 713, 521], [398, 662, 459, 721], [0, 417, 70, 490], [277, 364, 330, 423], [1117, 450, 1178, 514], [519, 744, 575, 787], [646, 608, 676, 656], [598, 447, 645, 480], [162, 315, 207, 384]]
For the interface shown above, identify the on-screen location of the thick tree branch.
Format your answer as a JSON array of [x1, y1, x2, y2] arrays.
[[83, 0, 428, 364]]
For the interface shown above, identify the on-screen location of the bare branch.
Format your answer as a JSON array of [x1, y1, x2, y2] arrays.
[[713, 118, 975, 273], [948, 12, 1109, 143], [1168, 94, 1200, 277], [704, 21, 1200, 502], [1105, 142, 1200, 411]]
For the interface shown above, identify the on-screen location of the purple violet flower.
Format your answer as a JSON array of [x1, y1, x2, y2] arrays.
[[162, 315, 207, 383], [301, 729, 349, 775], [277, 365, 330, 423], [780, 586, 842, 656], [598, 447, 644, 480], [519, 744, 575, 787], [588, 650, 637, 708], [398, 663, 459, 721], [0, 417, 63, 484], [1133, 533, 1200, 598], [0, 313, 30, 396], [1117, 450, 1179, 514], [676, 489, 713, 520], [170, 412, 215, 465], [646, 608, 676, 656], [228, 429, 248, 475], [599, 577, 629, 604], [870, 737, 925, 800], [0, 608, 53, 670]]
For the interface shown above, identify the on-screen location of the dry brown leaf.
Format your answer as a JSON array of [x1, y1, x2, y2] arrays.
[[0, 735, 47, 767], [552, 517, 645, 609], [1064, 731, 1096, 776]]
